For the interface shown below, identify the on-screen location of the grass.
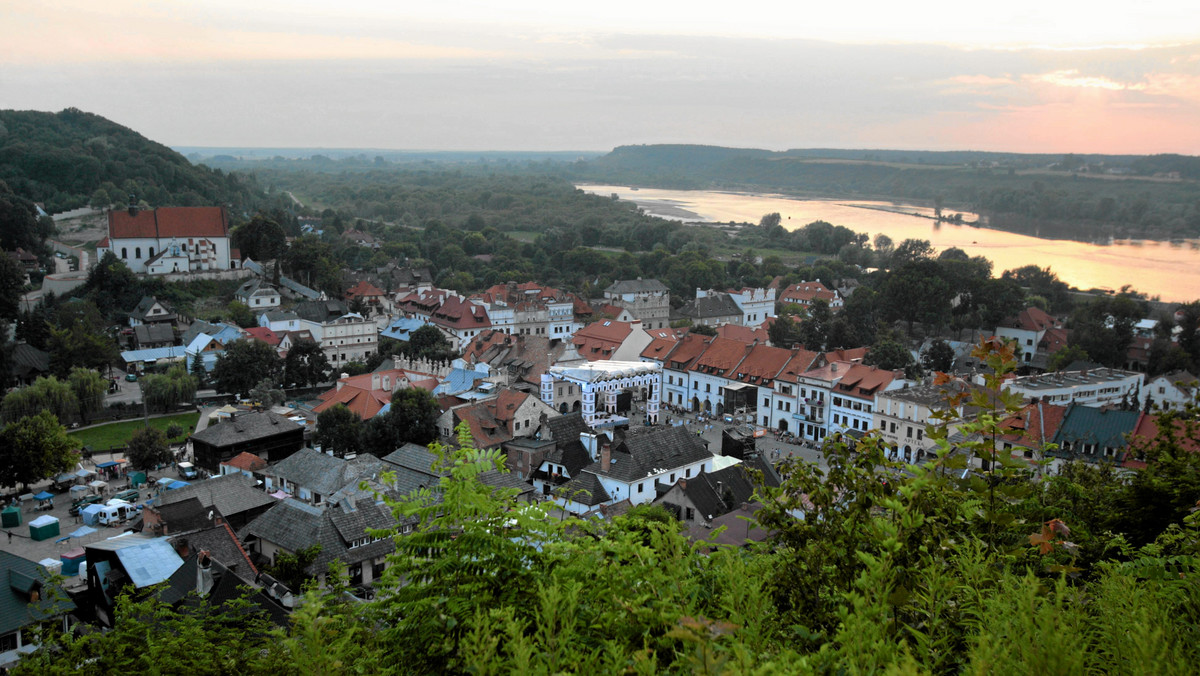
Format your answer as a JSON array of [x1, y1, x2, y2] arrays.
[[507, 230, 540, 243], [69, 411, 199, 451]]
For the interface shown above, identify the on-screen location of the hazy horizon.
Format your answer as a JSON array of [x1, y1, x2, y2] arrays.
[[5, 2, 1200, 154]]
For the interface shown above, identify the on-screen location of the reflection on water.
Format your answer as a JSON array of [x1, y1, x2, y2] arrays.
[[580, 185, 1200, 303]]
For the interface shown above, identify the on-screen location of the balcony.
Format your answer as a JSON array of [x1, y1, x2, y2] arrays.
[[805, 398, 825, 407], [792, 411, 824, 424]]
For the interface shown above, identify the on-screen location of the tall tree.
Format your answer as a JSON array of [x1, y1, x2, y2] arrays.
[[47, 321, 118, 377], [1, 375, 78, 424], [0, 410, 77, 490], [232, 213, 287, 263], [0, 252, 27, 322], [283, 338, 331, 387], [211, 339, 282, 397], [140, 365, 197, 413], [68, 367, 107, 424], [125, 426, 171, 472], [316, 404, 363, 458], [920, 338, 956, 373], [248, 377, 286, 408]]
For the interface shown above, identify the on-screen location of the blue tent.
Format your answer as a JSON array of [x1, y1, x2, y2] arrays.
[[33, 491, 55, 501], [167, 481, 190, 490]]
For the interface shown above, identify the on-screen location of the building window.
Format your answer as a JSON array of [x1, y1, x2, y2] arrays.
[[685, 507, 694, 521], [135, 247, 141, 258], [637, 483, 644, 493]]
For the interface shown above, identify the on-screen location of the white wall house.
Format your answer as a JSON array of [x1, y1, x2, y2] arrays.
[[728, 286, 776, 326], [96, 206, 234, 274]]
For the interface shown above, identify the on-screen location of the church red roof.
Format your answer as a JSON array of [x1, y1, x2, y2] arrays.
[[108, 206, 229, 240]]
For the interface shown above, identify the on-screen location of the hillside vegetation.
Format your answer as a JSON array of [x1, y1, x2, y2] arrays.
[[0, 108, 262, 214]]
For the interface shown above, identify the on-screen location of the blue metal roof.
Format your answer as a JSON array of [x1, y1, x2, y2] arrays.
[[381, 317, 427, 341], [433, 367, 488, 396], [120, 346, 188, 363]]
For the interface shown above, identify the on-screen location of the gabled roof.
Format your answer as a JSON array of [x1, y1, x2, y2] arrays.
[[241, 498, 400, 575], [716, 323, 770, 344], [833, 364, 903, 399], [129, 295, 176, 322], [267, 448, 390, 499], [724, 343, 792, 386], [678, 292, 742, 320], [345, 279, 385, 299], [430, 295, 491, 331], [452, 390, 536, 448], [586, 426, 712, 484], [667, 464, 758, 522], [190, 411, 302, 448], [156, 472, 278, 517], [553, 472, 610, 506], [243, 326, 281, 347], [691, 337, 749, 374], [295, 299, 350, 323], [0, 550, 75, 637], [222, 451, 270, 473], [1052, 403, 1139, 450], [779, 281, 840, 305], [108, 206, 229, 240], [774, 349, 823, 384], [998, 401, 1068, 450], [134, 323, 176, 346], [1002, 306, 1060, 332], [9, 342, 50, 377], [236, 278, 278, 299], [542, 411, 590, 446], [605, 278, 669, 295], [572, 320, 634, 360], [661, 332, 713, 370]]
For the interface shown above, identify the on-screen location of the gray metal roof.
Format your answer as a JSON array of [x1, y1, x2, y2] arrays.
[[156, 473, 277, 517], [605, 278, 669, 295]]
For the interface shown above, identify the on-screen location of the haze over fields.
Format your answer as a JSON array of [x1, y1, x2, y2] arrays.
[[4, 1, 1200, 153]]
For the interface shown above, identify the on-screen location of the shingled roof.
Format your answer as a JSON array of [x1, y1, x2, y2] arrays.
[[108, 206, 229, 240], [587, 426, 712, 484], [240, 498, 402, 575], [156, 472, 277, 519], [605, 278, 668, 294], [191, 411, 302, 448]]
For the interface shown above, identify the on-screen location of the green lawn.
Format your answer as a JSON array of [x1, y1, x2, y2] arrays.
[[69, 412, 199, 451]]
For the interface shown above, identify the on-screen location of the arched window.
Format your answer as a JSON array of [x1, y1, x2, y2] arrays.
[[121, 247, 128, 258], [148, 247, 155, 258], [135, 247, 141, 259]]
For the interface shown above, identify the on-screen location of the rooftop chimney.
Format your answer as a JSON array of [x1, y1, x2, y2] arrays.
[[196, 551, 215, 597], [600, 440, 612, 471]]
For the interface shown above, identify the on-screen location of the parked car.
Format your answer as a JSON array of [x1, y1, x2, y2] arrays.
[[70, 494, 103, 515], [125, 373, 138, 382], [177, 462, 198, 480], [112, 489, 139, 503]]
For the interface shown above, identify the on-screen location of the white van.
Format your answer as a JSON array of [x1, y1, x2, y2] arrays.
[[98, 503, 133, 527], [177, 462, 198, 480]]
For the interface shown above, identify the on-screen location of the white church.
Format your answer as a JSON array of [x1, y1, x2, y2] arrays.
[[96, 206, 238, 275]]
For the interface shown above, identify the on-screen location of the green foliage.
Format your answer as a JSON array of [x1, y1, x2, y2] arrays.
[[361, 387, 441, 457], [1, 374, 78, 424], [211, 339, 282, 396], [125, 425, 171, 471], [266, 544, 323, 595], [315, 404, 363, 458], [47, 318, 117, 377], [283, 338, 330, 387], [248, 377, 285, 408], [141, 365, 198, 413], [0, 410, 77, 489], [225, 300, 255, 328], [921, 337, 956, 372], [1047, 343, 1090, 371]]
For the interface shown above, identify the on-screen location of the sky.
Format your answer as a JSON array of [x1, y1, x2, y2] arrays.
[[3, 1, 1200, 154]]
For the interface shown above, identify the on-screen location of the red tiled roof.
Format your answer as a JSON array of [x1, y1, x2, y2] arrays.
[[775, 349, 823, 384], [779, 282, 839, 305], [824, 347, 868, 364], [833, 363, 902, 400], [1008, 306, 1059, 332], [430, 296, 491, 331], [222, 451, 269, 472], [640, 331, 680, 360], [724, 343, 793, 385], [716, 323, 769, 344], [97, 236, 110, 248], [573, 320, 635, 361], [661, 332, 713, 370], [108, 206, 228, 240], [692, 337, 751, 374], [999, 401, 1068, 451], [345, 280, 385, 299], [243, 327, 281, 347], [1128, 412, 1200, 456], [453, 390, 530, 448], [314, 369, 439, 420]]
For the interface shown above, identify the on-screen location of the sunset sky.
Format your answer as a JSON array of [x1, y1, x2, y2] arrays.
[[3, 1, 1199, 153]]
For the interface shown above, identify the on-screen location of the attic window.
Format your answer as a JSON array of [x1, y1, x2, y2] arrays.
[[603, 321, 611, 326]]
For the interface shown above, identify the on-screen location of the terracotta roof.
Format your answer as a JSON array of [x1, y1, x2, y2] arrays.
[[724, 343, 794, 386], [222, 452, 269, 473], [824, 347, 868, 364], [345, 280, 385, 299], [998, 401, 1068, 452], [1040, 327, 1069, 354], [779, 281, 840, 305], [1004, 306, 1060, 332], [430, 295, 491, 331], [832, 363, 902, 400], [691, 337, 751, 374], [661, 332, 713, 370], [243, 326, 281, 347], [572, 320, 634, 361], [108, 206, 228, 240], [314, 369, 439, 420], [452, 390, 532, 448], [640, 331, 681, 360], [774, 349, 823, 384], [716, 323, 769, 344]]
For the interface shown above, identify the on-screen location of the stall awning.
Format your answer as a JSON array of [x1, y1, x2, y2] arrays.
[[96, 461, 122, 469], [33, 491, 54, 501]]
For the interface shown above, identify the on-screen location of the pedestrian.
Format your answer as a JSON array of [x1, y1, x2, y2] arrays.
[[7, 530, 11, 544]]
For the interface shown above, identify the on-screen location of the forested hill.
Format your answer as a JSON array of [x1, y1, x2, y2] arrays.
[[578, 144, 1200, 241], [0, 108, 261, 214]]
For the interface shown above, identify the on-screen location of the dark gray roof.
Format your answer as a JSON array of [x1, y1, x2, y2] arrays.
[[0, 550, 75, 637], [241, 498, 399, 575], [478, 469, 533, 495], [261, 310, 299, 322], [295, 299, 349, 323], [169, 523, 256, 576], [129, 295, 176, 322], [181, 319, 221, 346], [382, 443, 443, 476], [9, 342, 50, 377], [236, 278, 278, 298], [605, 278, 669, 295], [542, 412, 589, 446], [158, 552, 290, 626], [267, 449, 390, 500], [156, 473, 277, 518], [191, 411, 302, 448], [134, 322, 176, 346], [592, 425, 713, 484], [155, 497, 215, 532], [674, 465, 757, 522], [553, 472, 610, 506], [678, 292, 742, 320], [543, 440, 593, 478]]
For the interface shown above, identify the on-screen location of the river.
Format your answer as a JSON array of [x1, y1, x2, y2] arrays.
[[579, 185, 1200, 303]]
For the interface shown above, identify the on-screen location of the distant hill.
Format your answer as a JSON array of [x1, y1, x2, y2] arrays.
[[0, 108, 261, 214]]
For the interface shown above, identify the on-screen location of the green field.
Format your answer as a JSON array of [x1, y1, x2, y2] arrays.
[[68, 412, 199, 451]]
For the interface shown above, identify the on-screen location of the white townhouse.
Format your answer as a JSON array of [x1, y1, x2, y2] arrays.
[[728, 286, 776, 326], [827, 364, 908, 438]]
